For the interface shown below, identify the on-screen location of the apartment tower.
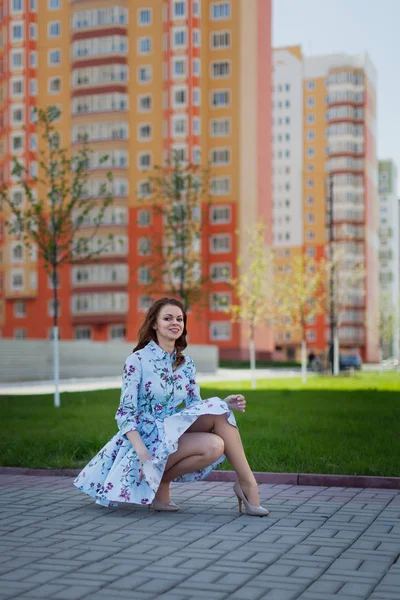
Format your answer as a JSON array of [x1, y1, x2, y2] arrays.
[[272, 46, 380, 362], [0, 0, 272, 360]]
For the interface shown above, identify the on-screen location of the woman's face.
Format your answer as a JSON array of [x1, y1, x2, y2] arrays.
[[154, 304, 184, 345]]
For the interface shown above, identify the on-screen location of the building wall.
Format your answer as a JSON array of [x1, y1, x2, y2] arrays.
[[378, 159, 399, 359], [0, 0, 273, 361], [272, 48, 380, 361]]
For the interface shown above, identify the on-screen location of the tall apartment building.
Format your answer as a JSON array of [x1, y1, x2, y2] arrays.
[[0, 0, 272, 360], [272, 46, 380, 362], [378, 160, 399, 359]]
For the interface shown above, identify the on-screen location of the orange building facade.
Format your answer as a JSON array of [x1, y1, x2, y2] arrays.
[[0, 0, 273, 360], [272, 46, 380, 362]]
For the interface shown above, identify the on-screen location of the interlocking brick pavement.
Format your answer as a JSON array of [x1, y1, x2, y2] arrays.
[[0, 474, 400, 599]]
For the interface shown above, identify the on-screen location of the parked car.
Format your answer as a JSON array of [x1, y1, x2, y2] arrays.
[[339, 354, 362, 371]]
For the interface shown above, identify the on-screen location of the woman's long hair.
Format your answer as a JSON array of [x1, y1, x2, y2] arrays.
[[133, 297, 188, 369]]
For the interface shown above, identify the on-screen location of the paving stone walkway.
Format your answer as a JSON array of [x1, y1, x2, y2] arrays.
[[0, 474, 399, 600]]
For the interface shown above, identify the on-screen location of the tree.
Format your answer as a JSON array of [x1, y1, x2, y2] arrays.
[[326, 245, 365, 375], [0, 106, 114, 408], [226, 220, 275, 390], [138, 151, 210, 312], [379, 293, 399, 365], [275, 254, 326, 383]]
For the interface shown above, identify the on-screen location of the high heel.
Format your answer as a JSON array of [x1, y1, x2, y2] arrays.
[[150, 498, 180, 512], [233, 480, 269, 517]]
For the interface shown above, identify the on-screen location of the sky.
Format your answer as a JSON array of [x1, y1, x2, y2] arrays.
[[273, 0, 400, 188]]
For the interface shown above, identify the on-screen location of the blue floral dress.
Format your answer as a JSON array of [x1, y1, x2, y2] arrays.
[[74, 340, 237, 506]]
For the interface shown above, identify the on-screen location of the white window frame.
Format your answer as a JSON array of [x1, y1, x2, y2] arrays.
[[210, 205, 231, 224], [10, 50, 24, 70], [210, 321, 231, 341], [210, 2, 231, 20], [14, 299, 26, 318], [109, 324, 126, 341], [48, 21, 61, 38], [138, 8, 152, 26], [11, 21, 24, 42], [137, 152, 152, 171], [48, 77, 61, 94], [137, 94, 152, 113], [11, 268, 24, 290], [172, 26, 187, 50], [138, 65, 152, 84], [48, 49, 61, 65], [138, 37, 152, 55], [210, 89, 230, 108], [74, 326, 93, 341], [210, 233, 231, 253], [138, 123, 152, 141], [11, 0, 24, 14], [172, 56, 187, 79]]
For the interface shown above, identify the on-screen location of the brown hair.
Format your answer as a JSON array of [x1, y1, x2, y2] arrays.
[[133, 297, 187, 369]]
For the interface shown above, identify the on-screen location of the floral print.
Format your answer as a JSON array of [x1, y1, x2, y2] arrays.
[[74, 340, 237, 507]]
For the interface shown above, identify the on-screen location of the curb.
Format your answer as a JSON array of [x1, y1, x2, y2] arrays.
[[1, 466, 399, 490]]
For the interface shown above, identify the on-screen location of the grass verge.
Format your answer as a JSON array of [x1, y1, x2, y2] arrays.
[[0, 373, 399, 476]]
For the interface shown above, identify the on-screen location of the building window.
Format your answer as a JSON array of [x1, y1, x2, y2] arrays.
[[11, 242, 24, 262], [49, 50, 61, 65], [211, 177, 230, 195], [174, 0, 186, 17], [172, 115, 187, 137], [48, 21, 60, 37], [211, 31, 230, 49], [30, 0, 37, 9], [138, 8, 152, 25], [12, 0, 23, 13], [172, 27, 187, 49], [138, 267, 151, 284], [307, 114, 315, 124], [211, 90, 230, 107], [11, 51, 23, 69], [210, 234, 231, 253], [74, 326, 92, 340], [138, 95, 152, 112], [109, 324, 126, 340], [11, 269, 24, 290], [210, 263, 231, 282], [210, 292, 231, 312], [138, 237, 151, 255], [29, 23, 37, 39], [138, 66, 152, 83], [307, 148, 315, 157], [14, 300, 26, 318], [307, 97, 315, 108], [49, 77, 61, 93], [210, 321, 231, 341], [14, 328, 26, 340], [138, 37, 151, 54], [29, 51, 37, 67], [138, 124, 151, 140], [211, 119, 230, 137], [172, 86, 187, 108], [12, 23, 24, 41], [138, 209, 151, 226], [138, 153, 151, 170], [193, 59, 201, 76], [210, 205, 231, 224], [193, 29, 200, 46], [211, 148, 230, 165], [49, 0, 60, 8], [193, 88, 201, 105], [211, 2, 231, 20], [138, 296, 152, 312], [172, 57, 187, 78], [211, 61, 230, 78]]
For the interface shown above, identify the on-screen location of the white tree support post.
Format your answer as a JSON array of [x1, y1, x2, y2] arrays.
[[379, 346, 383, 376], [249, 337, 256, 390], [333, 330, 339, 376], [53, 326, 60, 408], [301, 339, 307, 383]]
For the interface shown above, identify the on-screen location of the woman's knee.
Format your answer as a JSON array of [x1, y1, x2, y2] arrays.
[[206, 433, 224, 461]]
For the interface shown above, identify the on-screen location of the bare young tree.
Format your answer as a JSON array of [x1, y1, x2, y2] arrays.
[[326, 245, 365, 375], [275, 254, 326, 383], [227, 220, 275, 390], [138, 151, 210, 312], [0, 106, 114, 407]]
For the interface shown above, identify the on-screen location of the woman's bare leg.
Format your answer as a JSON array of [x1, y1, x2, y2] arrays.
[[155, 432, 224, 503], [187, 414, 260, 505]]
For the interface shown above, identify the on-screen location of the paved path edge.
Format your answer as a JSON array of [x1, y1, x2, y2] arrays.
[[1, 465, 399, 489]]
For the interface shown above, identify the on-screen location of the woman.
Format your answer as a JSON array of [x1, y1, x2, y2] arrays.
[[74, 298, 269, 516]]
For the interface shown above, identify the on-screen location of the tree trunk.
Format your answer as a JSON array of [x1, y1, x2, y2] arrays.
[[333, 329, 339, 376], [379, 346, 383, 376], [249, 334, 256, 390], [301, 339, 307, 383], [52, 263, 60, 408]]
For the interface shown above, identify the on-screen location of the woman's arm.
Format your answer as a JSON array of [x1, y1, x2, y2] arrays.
[[184, 357, 202, 407]]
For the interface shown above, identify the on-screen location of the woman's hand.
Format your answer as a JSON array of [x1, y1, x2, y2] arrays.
[[137, 448, 153, 482], [225, 394, 246, 413]]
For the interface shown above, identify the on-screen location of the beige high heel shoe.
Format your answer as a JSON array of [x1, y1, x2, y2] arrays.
[[150, 498, 180, 512], [233, 480, 269, 517]]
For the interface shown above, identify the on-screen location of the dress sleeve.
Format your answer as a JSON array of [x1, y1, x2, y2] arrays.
[[184, 357, 202, 407], [115, 353, 142, 436]]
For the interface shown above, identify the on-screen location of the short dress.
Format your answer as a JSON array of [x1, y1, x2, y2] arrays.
[[74, 340, 237, 507]]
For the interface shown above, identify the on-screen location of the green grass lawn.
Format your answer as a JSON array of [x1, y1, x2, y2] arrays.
[[0, 373, 399, 477]]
